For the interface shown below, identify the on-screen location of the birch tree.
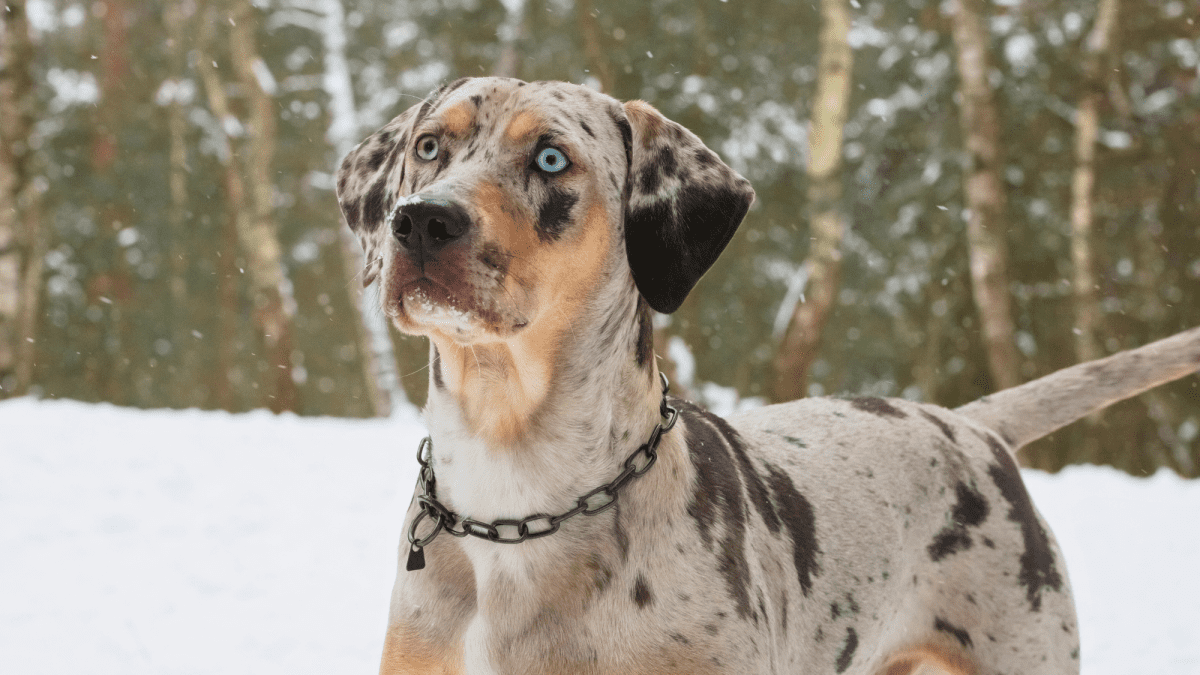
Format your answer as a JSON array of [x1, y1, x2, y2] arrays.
[[0, 0, 44, 396], [771, 0, 852, 402], [298, 0, 408, 416], [1069, 0, 1119, 366], [949, 0, 1021, 392], [196, 0, 298, 412], [229, 0, 299, 412]]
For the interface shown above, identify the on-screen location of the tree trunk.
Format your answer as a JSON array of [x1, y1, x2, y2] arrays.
[[229, 0, 298, 413], [164, 1, 199, 406], [318, 0, 406, 417], [949, 0, 1022, 392], [771, 0, 852, 403], [1070, 0, 1119, 367], [0, 0, 44, 397], [195, 3, 246, 411], [91, 0, 135, 404]]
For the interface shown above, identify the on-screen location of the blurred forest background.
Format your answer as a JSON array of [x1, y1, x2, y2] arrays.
[[1, 0, 1198, 476]]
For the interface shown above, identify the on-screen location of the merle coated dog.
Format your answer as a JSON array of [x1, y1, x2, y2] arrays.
[[335, 76, 1200, 675]]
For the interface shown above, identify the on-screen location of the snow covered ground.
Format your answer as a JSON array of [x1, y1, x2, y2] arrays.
[[2, 398, 1198, 674]]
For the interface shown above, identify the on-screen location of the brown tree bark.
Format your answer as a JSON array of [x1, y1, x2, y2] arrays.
[[228, 0, 299, 413], [1070, 0, 1119, 366], [0, 0, 44, 397], [195, 3, 248, 411], [86, 0, 136, 404], [164, 1, 199, 405], [771, 0, 852, 403], [949, 0, 1022, 392]]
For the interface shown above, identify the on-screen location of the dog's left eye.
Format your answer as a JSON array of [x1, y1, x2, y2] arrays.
[[416, 135, 439, 161], [535, 147, 569, 173]]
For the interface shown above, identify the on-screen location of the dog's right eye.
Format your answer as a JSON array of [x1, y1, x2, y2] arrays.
[[415, 135, 439, 161]]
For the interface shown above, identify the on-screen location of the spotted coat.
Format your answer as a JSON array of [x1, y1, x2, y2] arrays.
[[335, 76, 1200, 675]]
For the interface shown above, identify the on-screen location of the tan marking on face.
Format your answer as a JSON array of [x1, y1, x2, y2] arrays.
[[428, 188, 613, 447], [624, 100, 666, 142], [379, 624, 464, 675], [882, 643, 978, 675], [441, 101, 474, 137], [504, 109, 546, 143]]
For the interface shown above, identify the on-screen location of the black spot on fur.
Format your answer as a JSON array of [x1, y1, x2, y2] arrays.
[[658, 146, 678, 177], [920, 410, 956, 442], [432, 347, 444, 390], [935, 617, 973, 648], [986, 437, 1063, 610], [635, 297, 654, 370], [694, 149, 715, 166], [849, 397, 907, 419], [366, 146, 389, 173], [579, 119, 594, 137], [632, 574, 653, 608], [764, 463, 820, 596], [951, 482, 990, 526], [928, 528, 973, 561], [537, 186, 577, 241], [835, 628, 858, 673], [831, 602, 840, 619], [690, 404, 780, 533], [342, 196, 362, 230], [928, 482, 990, 561], [670, 632, 689, 644], [639, 165, 662, 195], [361, 180, 387, 230], [470, 94, 482, 107], [680, 402, 753, 620]]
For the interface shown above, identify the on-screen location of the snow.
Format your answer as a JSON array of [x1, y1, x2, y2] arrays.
[[2, 398, 1198, 674]]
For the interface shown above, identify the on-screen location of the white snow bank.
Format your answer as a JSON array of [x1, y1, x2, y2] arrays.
[[2, 398, 1197, 674]]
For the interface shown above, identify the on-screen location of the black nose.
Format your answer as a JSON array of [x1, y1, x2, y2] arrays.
[[392, 198, 471, 257]]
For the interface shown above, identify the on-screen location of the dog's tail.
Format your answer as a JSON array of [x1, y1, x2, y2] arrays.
[[955, 326, 1200, 449]]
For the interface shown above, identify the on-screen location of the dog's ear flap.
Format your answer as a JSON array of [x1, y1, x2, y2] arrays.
[[335, 106, 420, 287], [619, 100, 755, 314]]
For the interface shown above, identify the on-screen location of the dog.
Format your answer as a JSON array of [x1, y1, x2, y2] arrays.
[[335, 76, 1200, 674]]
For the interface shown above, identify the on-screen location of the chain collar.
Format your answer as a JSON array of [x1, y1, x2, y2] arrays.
[[405, 373, 679, 572]]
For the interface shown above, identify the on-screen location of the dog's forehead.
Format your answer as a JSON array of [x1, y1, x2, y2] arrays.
[[430, 78, 618, 146]]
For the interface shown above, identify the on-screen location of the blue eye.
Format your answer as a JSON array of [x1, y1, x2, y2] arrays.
[[416, 135, 439, 161], [535, 147, 569, 173]]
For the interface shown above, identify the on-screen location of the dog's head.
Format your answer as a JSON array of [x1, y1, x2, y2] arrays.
[[336, 77, 754, 346]]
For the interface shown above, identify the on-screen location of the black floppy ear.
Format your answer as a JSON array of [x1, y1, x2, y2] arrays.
[[619, 100, 755, 314]]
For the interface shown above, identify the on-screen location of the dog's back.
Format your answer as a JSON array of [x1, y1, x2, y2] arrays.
[[720, 325, 1199, 673], [729, 396, 1077, 673]]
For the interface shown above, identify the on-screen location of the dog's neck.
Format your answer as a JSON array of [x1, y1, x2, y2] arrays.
[[421, 272, 663, 524]]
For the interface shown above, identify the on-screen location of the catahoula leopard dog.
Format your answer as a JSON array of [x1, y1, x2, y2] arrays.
[[335, 76, 1200, 675]]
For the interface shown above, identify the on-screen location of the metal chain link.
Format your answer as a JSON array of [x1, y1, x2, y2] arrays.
[[406, 373, 679, 555]]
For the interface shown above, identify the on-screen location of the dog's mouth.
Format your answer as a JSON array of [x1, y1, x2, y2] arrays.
[[387, 277, 529, 342]]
